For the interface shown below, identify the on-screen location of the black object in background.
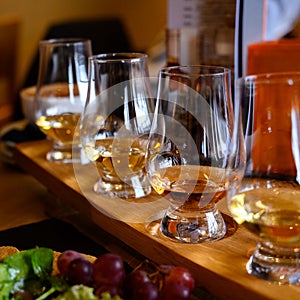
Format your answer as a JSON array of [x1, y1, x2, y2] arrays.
[[0, 218, 107, 257]]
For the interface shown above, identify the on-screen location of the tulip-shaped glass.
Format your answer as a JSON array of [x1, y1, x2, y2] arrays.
[[146, 65, 235, 243], [227, 72, 300, 284], [80, 53, 153, 199], [34, 38, 92, 163]]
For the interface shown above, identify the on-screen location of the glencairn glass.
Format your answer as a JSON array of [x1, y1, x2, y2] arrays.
[[227, 72, 300, 284], [80, 53, 153, 199], [34, 38, 92, 163], [146, 65, 234, 243]]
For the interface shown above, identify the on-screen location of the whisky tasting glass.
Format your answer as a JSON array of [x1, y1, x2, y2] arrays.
[[33, 38, 92, 163], [227, 72, 300, 284], [146, 65, 234, 243], [80, 53, 153, 199]]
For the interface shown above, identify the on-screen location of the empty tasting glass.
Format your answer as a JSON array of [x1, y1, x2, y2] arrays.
[[227, 72, 300, 284], [34, 38, 92, 163], [146, 65, 235, 243], [80, 53, 153, 199]]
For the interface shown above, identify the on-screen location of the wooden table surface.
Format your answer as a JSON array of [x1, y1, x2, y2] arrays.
[[10, 139, 300, 300], [0, 152, 48, 231]]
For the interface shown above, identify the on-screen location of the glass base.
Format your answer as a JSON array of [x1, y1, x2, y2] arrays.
[[160, 204, 226, 243], [94, 177, 151, 199], [247, 240, 300, 285], [46, 145, 81, 164]]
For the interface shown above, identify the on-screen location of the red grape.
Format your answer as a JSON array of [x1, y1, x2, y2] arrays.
[[161, 280, 191, 300], [130, 281, 159, 300], [161, 266, 195, 300], [57, 250, 83, 275], [57, 249, 196, 300], [66, 257, 93, 285], [92, 253, 126, 287], [123, 269, 150, 298], [166, 267, 195, 291]]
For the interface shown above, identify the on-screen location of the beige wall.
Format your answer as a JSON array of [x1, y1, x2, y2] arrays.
[[0, 0, 167, 88]]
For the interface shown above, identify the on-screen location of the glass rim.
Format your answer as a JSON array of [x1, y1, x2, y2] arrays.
[[238, 71, 300, 85], [159, 65, 231, 78], [89, 52, 148, 63], [39, 37, 91, 46]]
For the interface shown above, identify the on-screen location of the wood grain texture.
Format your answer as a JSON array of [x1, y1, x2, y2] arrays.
[[13, 140, 300, 300]]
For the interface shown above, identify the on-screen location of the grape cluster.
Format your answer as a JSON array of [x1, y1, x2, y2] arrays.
[[57, 250, 196, 300]]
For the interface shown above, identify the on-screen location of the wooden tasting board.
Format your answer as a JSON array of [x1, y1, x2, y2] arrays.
[[13, 140, 300, 300]]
